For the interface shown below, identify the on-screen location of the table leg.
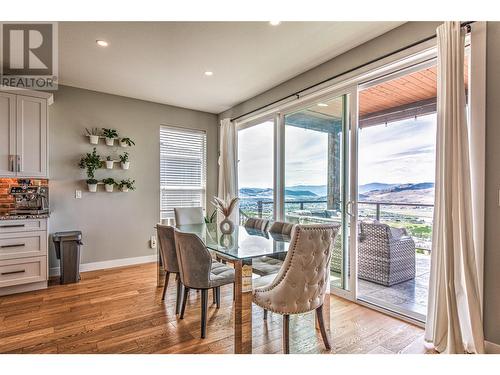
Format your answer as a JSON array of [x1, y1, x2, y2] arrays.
[[234, 259, 253, 354]]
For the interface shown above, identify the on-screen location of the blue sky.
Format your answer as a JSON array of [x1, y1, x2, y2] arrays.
[[237, 113, 436, 188]]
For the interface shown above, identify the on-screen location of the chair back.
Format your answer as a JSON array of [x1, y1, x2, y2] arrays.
[[244, 217, 269, 231], [269, 221, 295, 236], [174, 229, 212, 289], [156, 224, 179, 273], [254, 224, 340, 314], [359, 221, 392, 242], [174, 207, 204, 226]]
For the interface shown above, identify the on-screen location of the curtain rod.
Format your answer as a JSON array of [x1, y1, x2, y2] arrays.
[[230, 21, 475, 123]]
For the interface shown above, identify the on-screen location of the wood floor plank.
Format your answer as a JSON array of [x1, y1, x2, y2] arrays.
[[0, 262, 427, 354]]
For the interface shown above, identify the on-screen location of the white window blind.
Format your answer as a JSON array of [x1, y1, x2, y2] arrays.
[[160, 126, 207, 219]]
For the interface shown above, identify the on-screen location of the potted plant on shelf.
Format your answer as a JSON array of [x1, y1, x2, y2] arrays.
[[102, 128, 118, 146], [102, 178, 116, 193], [78, 148, 101, 192], [119, 137, 135, 148], [86, 178, 98, 192], [118, 179, 135, 192], [119, 152, 130, 169], [85, 128, 101, 145], [105, 156, 114, 169]]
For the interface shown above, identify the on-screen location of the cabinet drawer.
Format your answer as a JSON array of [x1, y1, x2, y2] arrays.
[[0, 231, 47, 260], [0, 256, 47, 288], [0, 219, 47, 233]]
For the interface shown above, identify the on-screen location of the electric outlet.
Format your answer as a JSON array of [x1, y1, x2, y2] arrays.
[[150, 235, 157, 249], [75, 190, 82, 199]]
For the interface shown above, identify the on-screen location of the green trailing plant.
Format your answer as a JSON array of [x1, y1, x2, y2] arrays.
[[85, 127, 101, 136], [102, 178, 116, 186], [118, 179, 135, 190], [120, 137, 135, 146], [119, 152, 129, 163], [86, 178, 98, 185], [78, 148, 101, 179], [102, 128, 118, 139], [204, 210, 217, 224]]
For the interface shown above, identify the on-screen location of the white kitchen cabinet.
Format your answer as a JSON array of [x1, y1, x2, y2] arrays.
[[0, 89, 52, 178]]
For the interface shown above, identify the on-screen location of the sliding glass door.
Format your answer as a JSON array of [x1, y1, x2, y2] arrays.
[[281, 92, 356, 296]]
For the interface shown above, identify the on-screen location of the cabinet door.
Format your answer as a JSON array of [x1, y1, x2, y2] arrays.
[[16, 95, 48, 178], [0, 92, 16, 177]]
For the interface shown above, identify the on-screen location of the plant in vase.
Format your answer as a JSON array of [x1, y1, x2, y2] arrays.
[[119, 137, 135, 148], [102, 128, 118, 146], [119, 152, 130, 169], [86, 178, 98, 193], [204, 210, 217, 224], [118, 178, 135, 192], [212, 196, 239, 234], [105, 155, 114, 169], [85, 127, 101, 144], [79, 148, 101, 191], [102, 178, 116, 192]]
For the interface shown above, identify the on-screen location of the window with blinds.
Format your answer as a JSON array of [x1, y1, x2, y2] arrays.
[[160, 126, 207, 220]]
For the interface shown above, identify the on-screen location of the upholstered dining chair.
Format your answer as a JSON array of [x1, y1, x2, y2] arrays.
[[244, 217, 270, 231], [174, 207, 204, 226], [156, 224, 183, 314], [253, 223, 341, 354], [174, 229, 235, 338]]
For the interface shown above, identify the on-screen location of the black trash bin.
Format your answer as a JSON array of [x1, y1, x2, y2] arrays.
[[53, 231, 83, 284]]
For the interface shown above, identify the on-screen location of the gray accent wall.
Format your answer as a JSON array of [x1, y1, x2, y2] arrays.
[[48, 85, 218, 269], [219, 21, 500, 346]]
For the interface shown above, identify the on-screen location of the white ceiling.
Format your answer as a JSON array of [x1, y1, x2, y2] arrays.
[[59, 22, 404, 114]]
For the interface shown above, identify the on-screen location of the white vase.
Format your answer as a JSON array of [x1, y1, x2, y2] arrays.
[[105, 160, 114, 169], [119, 140, 128, 147], [105, 137, 115, 146], [105, 184, 114, 192], [121, 161, 130, 170], [89, 135, 99, 144], [87, 183, 97, 192], [121, 187, 129, 192]]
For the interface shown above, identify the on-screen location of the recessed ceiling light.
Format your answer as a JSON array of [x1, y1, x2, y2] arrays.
[[204, 71, 214, 76], [96, 40, 108, 47], [269, 21, 281, 26], [317, 103, 329, 107]]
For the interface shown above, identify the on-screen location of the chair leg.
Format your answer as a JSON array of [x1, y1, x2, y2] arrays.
[[201, 289, 209, 338], [316, 304, 331, 350], [233, 283, 235, 301], [179, 287, 189, 319], [283, 315, 290, 354], [161, 271, 170, 301], [215, 286, 221, 308], [175, 277, 182, 314], [263, 309, 268, 320], [212, 288, 216, 304]]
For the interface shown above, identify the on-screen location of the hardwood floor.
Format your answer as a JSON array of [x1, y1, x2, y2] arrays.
[[0, 263, 431, 354]]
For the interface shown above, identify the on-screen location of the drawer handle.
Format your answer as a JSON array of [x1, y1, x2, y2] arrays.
[[1, 269, 26, 276], [0, 243, 25, 248], [0, 224, 25, 228]]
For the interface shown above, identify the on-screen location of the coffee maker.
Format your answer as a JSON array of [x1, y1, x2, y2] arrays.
[[9, 179, 49, 215]]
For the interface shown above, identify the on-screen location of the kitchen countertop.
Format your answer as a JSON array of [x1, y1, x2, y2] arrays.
[[0, 213, 50, 220]]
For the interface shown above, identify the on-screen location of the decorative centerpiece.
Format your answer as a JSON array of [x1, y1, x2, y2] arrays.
[[212, 196, 239, 235]]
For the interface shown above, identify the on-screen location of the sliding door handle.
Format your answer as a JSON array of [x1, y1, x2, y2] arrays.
[[346, 200, 356, 218]]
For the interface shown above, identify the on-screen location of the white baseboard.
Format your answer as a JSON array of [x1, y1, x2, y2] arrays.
[[49, 254, 156, 277], [486, 340, 500, 354]]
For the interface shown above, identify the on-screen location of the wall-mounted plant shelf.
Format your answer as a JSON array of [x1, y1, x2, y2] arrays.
[[84, 180, 135, 193], [85, 135, 136, 148]]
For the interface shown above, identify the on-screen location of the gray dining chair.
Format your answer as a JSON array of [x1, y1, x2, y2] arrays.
[[244, 217, 269, 231], [174, 207, 204, 226], [156, 224, 183, 314], [174, 229, 235, 339], [253, 223, 341, 353]]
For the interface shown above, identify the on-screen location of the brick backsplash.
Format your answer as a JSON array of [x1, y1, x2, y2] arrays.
[[0, 178, 48, 212]]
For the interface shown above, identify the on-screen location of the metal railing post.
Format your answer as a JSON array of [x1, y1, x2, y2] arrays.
[[376, 203, 381, 221], [257, 200, 263, 218]]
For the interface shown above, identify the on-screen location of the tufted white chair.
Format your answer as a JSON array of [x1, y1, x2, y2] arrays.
[[253, 223, 340, 353]]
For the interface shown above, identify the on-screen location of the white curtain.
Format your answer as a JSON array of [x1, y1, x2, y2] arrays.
[[218, 118, 239, 223], [425, 21, 484, 354]]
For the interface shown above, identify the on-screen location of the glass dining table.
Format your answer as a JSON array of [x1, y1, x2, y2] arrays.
[[170, 223, 332, 354]]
